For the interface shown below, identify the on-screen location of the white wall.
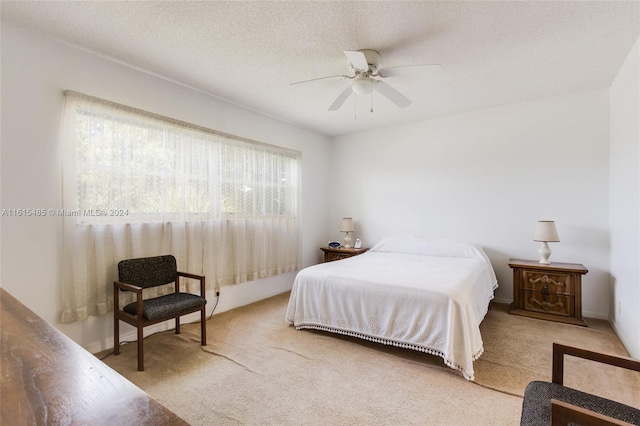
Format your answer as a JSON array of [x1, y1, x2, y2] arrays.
[[0, 24, 332, 352], [331, 89, 611, 320], [609, 36, 640, 359]]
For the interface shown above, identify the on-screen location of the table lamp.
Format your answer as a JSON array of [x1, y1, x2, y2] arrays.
[[340, 217, 355, 248], [534, 220, 560, 264]]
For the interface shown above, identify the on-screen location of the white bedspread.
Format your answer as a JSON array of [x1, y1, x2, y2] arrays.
[[285, 244, 498, 381]]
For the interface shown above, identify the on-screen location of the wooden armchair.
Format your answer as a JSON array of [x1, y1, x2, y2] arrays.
[[113, 255, 207, 371], [520, 343, 640, 426]]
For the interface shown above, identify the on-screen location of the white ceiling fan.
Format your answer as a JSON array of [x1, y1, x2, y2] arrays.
[[291, 49, 442, 111]]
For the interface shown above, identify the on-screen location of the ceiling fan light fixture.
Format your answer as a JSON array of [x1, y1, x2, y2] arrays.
[[292, 48, 436, 112], [351, 77, 373, 96]]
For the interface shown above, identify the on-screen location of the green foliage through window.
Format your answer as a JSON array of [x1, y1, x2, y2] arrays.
[[66, 92, 300, 225]]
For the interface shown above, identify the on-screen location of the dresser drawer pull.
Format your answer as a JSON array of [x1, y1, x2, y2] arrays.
[[542, 283, 550, 301]]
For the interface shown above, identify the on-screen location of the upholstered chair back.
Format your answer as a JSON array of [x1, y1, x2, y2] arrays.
[[117, 255, 178, 289]]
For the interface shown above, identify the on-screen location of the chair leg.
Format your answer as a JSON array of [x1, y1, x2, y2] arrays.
[[137, 326, 144, 371], [201, 307, 207, 346], [175, 317, 181, 334], [113, 284, 120, 356], [114, 316, 120, 356]]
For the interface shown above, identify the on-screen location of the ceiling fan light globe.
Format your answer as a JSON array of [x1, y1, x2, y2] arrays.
[[351, 77, 373, 96]]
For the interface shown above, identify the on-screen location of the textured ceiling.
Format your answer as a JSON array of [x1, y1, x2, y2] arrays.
[[2, 1, 639, 136]]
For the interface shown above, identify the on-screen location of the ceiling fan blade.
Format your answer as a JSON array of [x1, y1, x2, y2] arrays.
[[290, 75, 347, 85], [328, 87, 353, 111], [374, 80, 411, 108], [377, 64, 443, 78], [343, 50, 369, 72]]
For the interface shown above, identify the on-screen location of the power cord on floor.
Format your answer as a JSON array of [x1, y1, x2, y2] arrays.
[[471, 381, 524, 399], [98, 290, 221, 361], [207, 290, 220, 320], [98, 327, 174, 361]]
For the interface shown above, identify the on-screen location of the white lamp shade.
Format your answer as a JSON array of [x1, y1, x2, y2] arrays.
[[534, 220, 560, 242], [340, 217, 355, 233]]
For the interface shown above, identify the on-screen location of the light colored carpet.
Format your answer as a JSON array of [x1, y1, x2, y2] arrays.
[[98, 293, 639, 425], [475, 302, 640, 408]]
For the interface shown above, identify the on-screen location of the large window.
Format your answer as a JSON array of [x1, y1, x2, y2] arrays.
[[61, 91, 301, 323], [69, 93, 299, 224]]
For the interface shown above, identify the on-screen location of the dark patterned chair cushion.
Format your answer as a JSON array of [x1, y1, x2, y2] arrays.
[[520, 381, 640, 426], [123, 293, 207, 321]]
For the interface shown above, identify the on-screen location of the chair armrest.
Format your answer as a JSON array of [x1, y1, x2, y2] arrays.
[[177, 271, 205, 280], [113, 281, 144, 315], [551, 399, 635, 426], [552, 342, 640, 385], [177, 271, 206, 297], [114, 281, 143, 294]]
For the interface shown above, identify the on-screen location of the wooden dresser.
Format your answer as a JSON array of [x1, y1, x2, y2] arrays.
[[0, 288, 188, 425], [320, 246, 368, 262], [509, 259, 589, 326]]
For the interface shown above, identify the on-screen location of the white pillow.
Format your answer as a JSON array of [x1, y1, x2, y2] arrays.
[[370, 235, 489, 262]]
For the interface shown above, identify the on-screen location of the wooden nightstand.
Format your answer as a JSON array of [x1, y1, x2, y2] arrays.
[[320, 246, 368, 262], [509, 259, 589, 326]]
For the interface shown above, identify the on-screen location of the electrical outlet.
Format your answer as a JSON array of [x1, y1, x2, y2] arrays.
[[216, 290, 220, 297], [618, 301, 622, 315]]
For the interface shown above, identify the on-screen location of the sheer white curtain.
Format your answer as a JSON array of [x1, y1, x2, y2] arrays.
[[61, 91, 301, 323]]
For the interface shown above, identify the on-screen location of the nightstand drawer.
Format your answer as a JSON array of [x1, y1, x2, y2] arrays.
[[520, 270, 575, 296], [522, 289, 574, 317], [320, 247, 368, 262], [326, 252, 352, 262]]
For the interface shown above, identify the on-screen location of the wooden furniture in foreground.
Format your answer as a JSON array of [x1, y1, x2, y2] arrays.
[[509, 259, 588, 326], [520, 342, 640, 426], [114, 254, 207, 371], [0, 288, 188, 425], [320, 246, 369, 262]]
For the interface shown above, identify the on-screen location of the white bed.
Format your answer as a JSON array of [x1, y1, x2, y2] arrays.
[[285, 236, 498, 381]]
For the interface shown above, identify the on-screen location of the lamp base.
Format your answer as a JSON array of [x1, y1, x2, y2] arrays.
[[538, 242, 552, 264], [343, 232, 352, 249]]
